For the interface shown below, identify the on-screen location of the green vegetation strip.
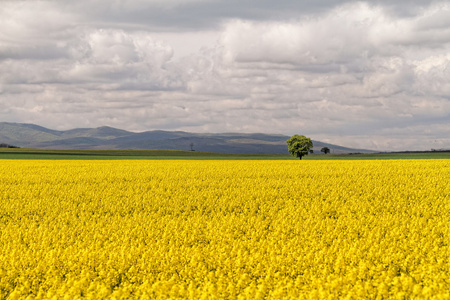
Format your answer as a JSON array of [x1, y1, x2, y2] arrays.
[[307, 152, 450, 160], [1, 148, 449, 160], [0, 148, 292, 160]]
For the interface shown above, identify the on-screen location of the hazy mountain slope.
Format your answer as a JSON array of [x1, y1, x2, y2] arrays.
[[0, 122, 375, 154], [32, 137, 107, 149], [0, 122, 61, 145], [60, 126, 132, 140], [106, 136, 288, 154]]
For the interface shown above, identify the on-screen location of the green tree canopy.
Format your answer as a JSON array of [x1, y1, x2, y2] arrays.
[[321, 147, 330, 154], [286, 135, 313, 160]]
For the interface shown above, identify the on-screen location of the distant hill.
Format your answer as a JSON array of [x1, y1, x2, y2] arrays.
[[0, 122, 375, 154]]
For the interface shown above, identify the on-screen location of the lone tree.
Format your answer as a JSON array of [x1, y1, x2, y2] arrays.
[[321, 147, 330, 154], [286, 134, 313, 160]]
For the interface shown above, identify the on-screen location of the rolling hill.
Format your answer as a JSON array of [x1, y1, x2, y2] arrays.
[[0, 122, 375, 154]]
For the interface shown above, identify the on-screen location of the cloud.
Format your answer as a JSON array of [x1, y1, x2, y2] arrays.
[[0, 1, 78, 60], [1, 1, 450, 151], [61, 29, 178, 89]]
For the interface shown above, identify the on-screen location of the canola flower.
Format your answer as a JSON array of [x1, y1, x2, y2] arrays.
[[0, 159, 449, 299]]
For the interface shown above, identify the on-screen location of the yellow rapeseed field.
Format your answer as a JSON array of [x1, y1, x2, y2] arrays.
[[1, 159, 449, 299]]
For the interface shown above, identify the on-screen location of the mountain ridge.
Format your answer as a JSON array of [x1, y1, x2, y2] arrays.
[[0, 122, 375, 154]]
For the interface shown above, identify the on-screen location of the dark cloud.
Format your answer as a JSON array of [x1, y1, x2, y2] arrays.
[[66, 0, 439, 31], [61, 0, 347, 31]]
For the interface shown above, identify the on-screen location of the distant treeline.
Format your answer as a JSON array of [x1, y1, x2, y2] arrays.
[[386, 150, 450, 153], [0, 143, 20, 148]]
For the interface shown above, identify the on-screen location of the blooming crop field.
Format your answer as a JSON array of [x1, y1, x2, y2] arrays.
[[1, 159, 449, 299]]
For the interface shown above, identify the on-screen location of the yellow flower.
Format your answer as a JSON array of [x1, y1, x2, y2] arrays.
[[0, 159, 449, 298]]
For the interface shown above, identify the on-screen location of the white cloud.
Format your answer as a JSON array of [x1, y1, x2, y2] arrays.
[[221, 3, 381, 66]]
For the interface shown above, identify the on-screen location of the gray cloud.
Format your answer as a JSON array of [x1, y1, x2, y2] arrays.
[[61, 0, 440, 30], [1, 0, 450, 151]]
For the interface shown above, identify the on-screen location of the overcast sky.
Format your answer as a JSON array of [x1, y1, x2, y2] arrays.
[[1, 0, 450, 151]]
